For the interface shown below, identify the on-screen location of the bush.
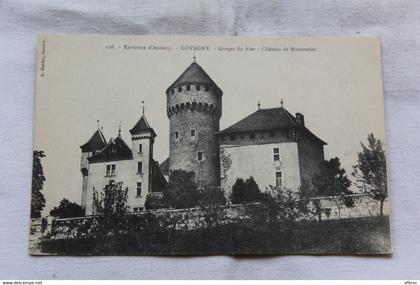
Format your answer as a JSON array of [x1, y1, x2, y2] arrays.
[[50, 198, 85, 218], [230, 177, 262, 204]]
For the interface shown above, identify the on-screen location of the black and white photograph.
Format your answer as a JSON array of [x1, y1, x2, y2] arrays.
[[29, 35, 391, 255]]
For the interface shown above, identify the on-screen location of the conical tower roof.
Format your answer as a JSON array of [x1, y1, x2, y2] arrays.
[[166, 61, 222, 95], [129, 115, 156, 137], [80, 129, 107, 152]]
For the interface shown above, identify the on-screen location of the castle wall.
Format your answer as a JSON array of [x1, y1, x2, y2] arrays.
[[297, 136, 324, 184], [85, 159, 148, 214], [167, 84, 221, 187], [220, 140, 301, 196]]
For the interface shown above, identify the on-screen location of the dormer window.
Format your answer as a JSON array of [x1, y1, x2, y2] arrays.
[[196, 85, 200, 91], [178, 87, 182, 92], [269, 131, 275, 138]]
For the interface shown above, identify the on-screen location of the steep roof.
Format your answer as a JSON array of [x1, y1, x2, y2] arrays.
[[88, 135, 133, 163], [218, 107, 326, 145], [129, 115, 156, 137], [80, 129, 107, 152], [166, 61, 222, 95], [159, 157, 169, 176]]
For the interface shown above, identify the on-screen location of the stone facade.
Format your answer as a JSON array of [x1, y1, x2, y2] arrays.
[[166, 62, 222, 188]]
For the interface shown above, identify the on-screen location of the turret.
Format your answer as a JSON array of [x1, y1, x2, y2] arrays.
[[80, 126, 106, 210], [130, 110, 156, 196], [166, 59, 222, 187]]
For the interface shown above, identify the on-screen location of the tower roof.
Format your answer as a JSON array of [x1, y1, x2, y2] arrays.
[[218, 107, 326, 145], [166, 61, 222, 95], [80, 129, 107, 152], [88, 135, 133, 163], [129, 115, 157, 137]]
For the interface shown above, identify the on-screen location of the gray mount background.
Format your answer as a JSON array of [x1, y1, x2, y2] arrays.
[[0, 0, 419, 279]]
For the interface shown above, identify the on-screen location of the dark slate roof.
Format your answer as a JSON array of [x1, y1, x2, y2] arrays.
[[166, 61, 222, 95], [158, 157, 169, 176], [129, 115, 156, 137], [88, 135, 133, 163], [218, 107, 326, 145], [80, 129, 107, 152], [151, 159, 168, 192]]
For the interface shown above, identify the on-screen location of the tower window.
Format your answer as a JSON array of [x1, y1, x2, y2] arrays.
[[137, 162, 143, 173], [106, 164, 116, 176], [136, 182, 142, 197], [275, 172, 283, 187], [190, 129, 196, 140], [249, 132, 255, 139], [187, 85, 191, 91], [273, 148, 280, 161], [196, 85, 200, 91], [197, 152, 203, 161], [205, 85, 209, 91], [178, 87, 182, 92], [138, 144, 143, 153]]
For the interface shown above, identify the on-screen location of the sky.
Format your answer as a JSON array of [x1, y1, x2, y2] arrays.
[[34, 35, 386, 215]]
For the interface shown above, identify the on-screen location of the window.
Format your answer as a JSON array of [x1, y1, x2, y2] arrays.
[[187, 85, 191, 91], [269, 131, 275, 138], [174, 131, 179, 140], [178, 87, 182, 92], [205, 85, 209, 91], [273, 148, 280, 161], [230, 135, 236, 141], [106, 164, 116, 176], [197, 152, 203, 161], [171, 89, 174, 95], [275, 172, 283, 187], [136, 182, 142, 197], [240, 133, 244, 140], [137, 162, 143, 173], [133, 207, 144, 212], [221, 136, 225, 142], [249, 132, 255, 139], [196, 85, 200, 91], [138, 144, 143, 153], [190, 129, 196, 140]]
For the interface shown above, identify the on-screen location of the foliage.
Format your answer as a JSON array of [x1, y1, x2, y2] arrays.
[[91, 180, 130, 253], [198, 186, 227, 228], [230, 177, 262, 204], [50, 198, 85, 218], [353, 133, 388, 215], [31, 151, 46, 218], [312, 157, 352, 197], [144, 194, 166, 210], [162, 170, 200, 209]]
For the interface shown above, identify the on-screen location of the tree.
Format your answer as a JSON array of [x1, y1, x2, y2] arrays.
[[162, 170, 200, 209], [198, 186, 227, 228], [230, 177, 262, 204], [50, 198, 85, 218], [353, 133, 388, 215], [312, 157, 352, 197], [31, 151, 46, 218], [91, 180, 129, 253]]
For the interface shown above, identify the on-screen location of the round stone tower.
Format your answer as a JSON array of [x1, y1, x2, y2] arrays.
[[166, 59, 222, 188]]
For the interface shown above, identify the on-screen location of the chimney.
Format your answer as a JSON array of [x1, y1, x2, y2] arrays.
[[295, 113, 305, 126]]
